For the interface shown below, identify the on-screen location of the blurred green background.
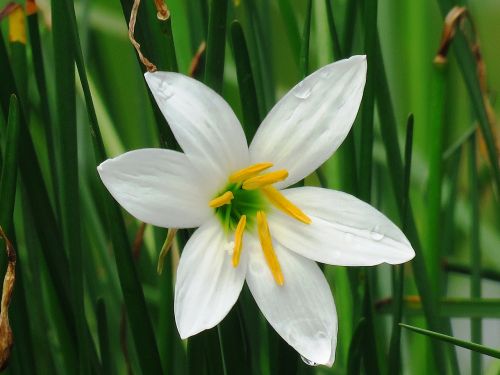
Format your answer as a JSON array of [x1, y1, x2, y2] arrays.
[[0, 0, 499, 374]]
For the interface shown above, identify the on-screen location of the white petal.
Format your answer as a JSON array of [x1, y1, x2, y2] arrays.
[[97, 148, 211, 228], [145, 71, 249, 193], [268, 187, 415, 266], [249, 56, 367, 188], [174, 218, 248, 339], [245, 236, 337, 366]]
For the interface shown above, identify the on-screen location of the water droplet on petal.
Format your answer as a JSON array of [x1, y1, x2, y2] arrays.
[[156, 80, 174, 102], [301, 356, 319, 366], [293, 82, 312, 99], [370, 225, 384, 241], [223, 241, 235, 255]]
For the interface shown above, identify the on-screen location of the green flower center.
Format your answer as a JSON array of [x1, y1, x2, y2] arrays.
[[213, 182, 268, 233]]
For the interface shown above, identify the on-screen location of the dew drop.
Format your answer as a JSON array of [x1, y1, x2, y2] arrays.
[[301, 356, 319, 366], [156, 80, 174, 101], [370, 225, 384, 241], [223, 241, 235, 255], [293, 82, 312, 99]]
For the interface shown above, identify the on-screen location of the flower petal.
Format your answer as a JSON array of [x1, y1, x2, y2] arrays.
[[245, 236, 337, 366], [97, 148, 211, 228], [268, 187, 415, 266], [145, 71, 249, 192], [174, 218, 248, 339], [249, 55, 367, 188]]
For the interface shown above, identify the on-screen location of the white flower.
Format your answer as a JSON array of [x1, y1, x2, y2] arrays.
[[97, 55, 414, 366]]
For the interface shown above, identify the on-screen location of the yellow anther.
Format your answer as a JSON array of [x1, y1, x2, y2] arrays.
[[229, 162, 274, 183], [232, 215, 246, 267], [261, 186, 311, 224], [209, 191, 234, 208], [242, 170, 288, 190], [256, 211, 284, 286], [8, 6, 26, 45]]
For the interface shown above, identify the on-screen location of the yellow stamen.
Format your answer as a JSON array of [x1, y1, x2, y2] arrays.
[[232, 215, 246, 267], [8, 6, 26, 45], [209, 191, 234, 208], [256, 211, 284, 286], [229, 162, 274, 183], [261, 186, 312, 224], [242, 170, 288, 190]]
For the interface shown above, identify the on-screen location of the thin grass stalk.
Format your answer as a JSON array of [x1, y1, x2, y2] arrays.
[[468, 133, 482, 374], [426, 63, 447, 293], [230, 21, 260, 141], [51, 0, 87, 371], [204, 0, 228, 93], [400, 324, 500, 359], [299, 0, 312, 78], [388, 115, 413, 375], [324, 0, 342, 59]]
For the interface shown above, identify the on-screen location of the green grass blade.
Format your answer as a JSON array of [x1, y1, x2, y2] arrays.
[[373, 32, 447, 373], [358, 0, 377, 202], [118, 0, 178, 149], [205, 0, 228, 93], [426, 64, 447, 291], [324, 0, 342, 59], [444, 260, 500, 283], [387, 115, 413, 375], [400, 323, 500, 359], [230, 21, 260, 141], [0, 31, 82, 371], [435, 1, 500, 192], [0, 95, 20, 234], [299, 0, 312, 78], [0, 96, 38, 375], [97, 299, 113, 375], [347, 318, 366, 375], [52, 0, 87, 371], [277, 0, 300, 66], [468, 133, 482, 374]]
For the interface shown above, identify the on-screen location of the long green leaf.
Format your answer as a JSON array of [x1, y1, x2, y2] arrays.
[[52, 1, 86, 372], [373, 31, 447, 373], [205, 0, 228, 93], [468, 133, 482, 375], [230, 21, 260, 141], [400, 323, 500, 359], [299, 0, 312, 78]]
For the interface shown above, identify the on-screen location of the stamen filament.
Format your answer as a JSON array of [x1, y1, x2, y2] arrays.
[[232, 215, 246, 267], [229, 162, 274, 183], [209, 191, 234, 208], [242, 170, 288, 190], [256, 211, 284, 286], [261, 186, 312, 224]]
